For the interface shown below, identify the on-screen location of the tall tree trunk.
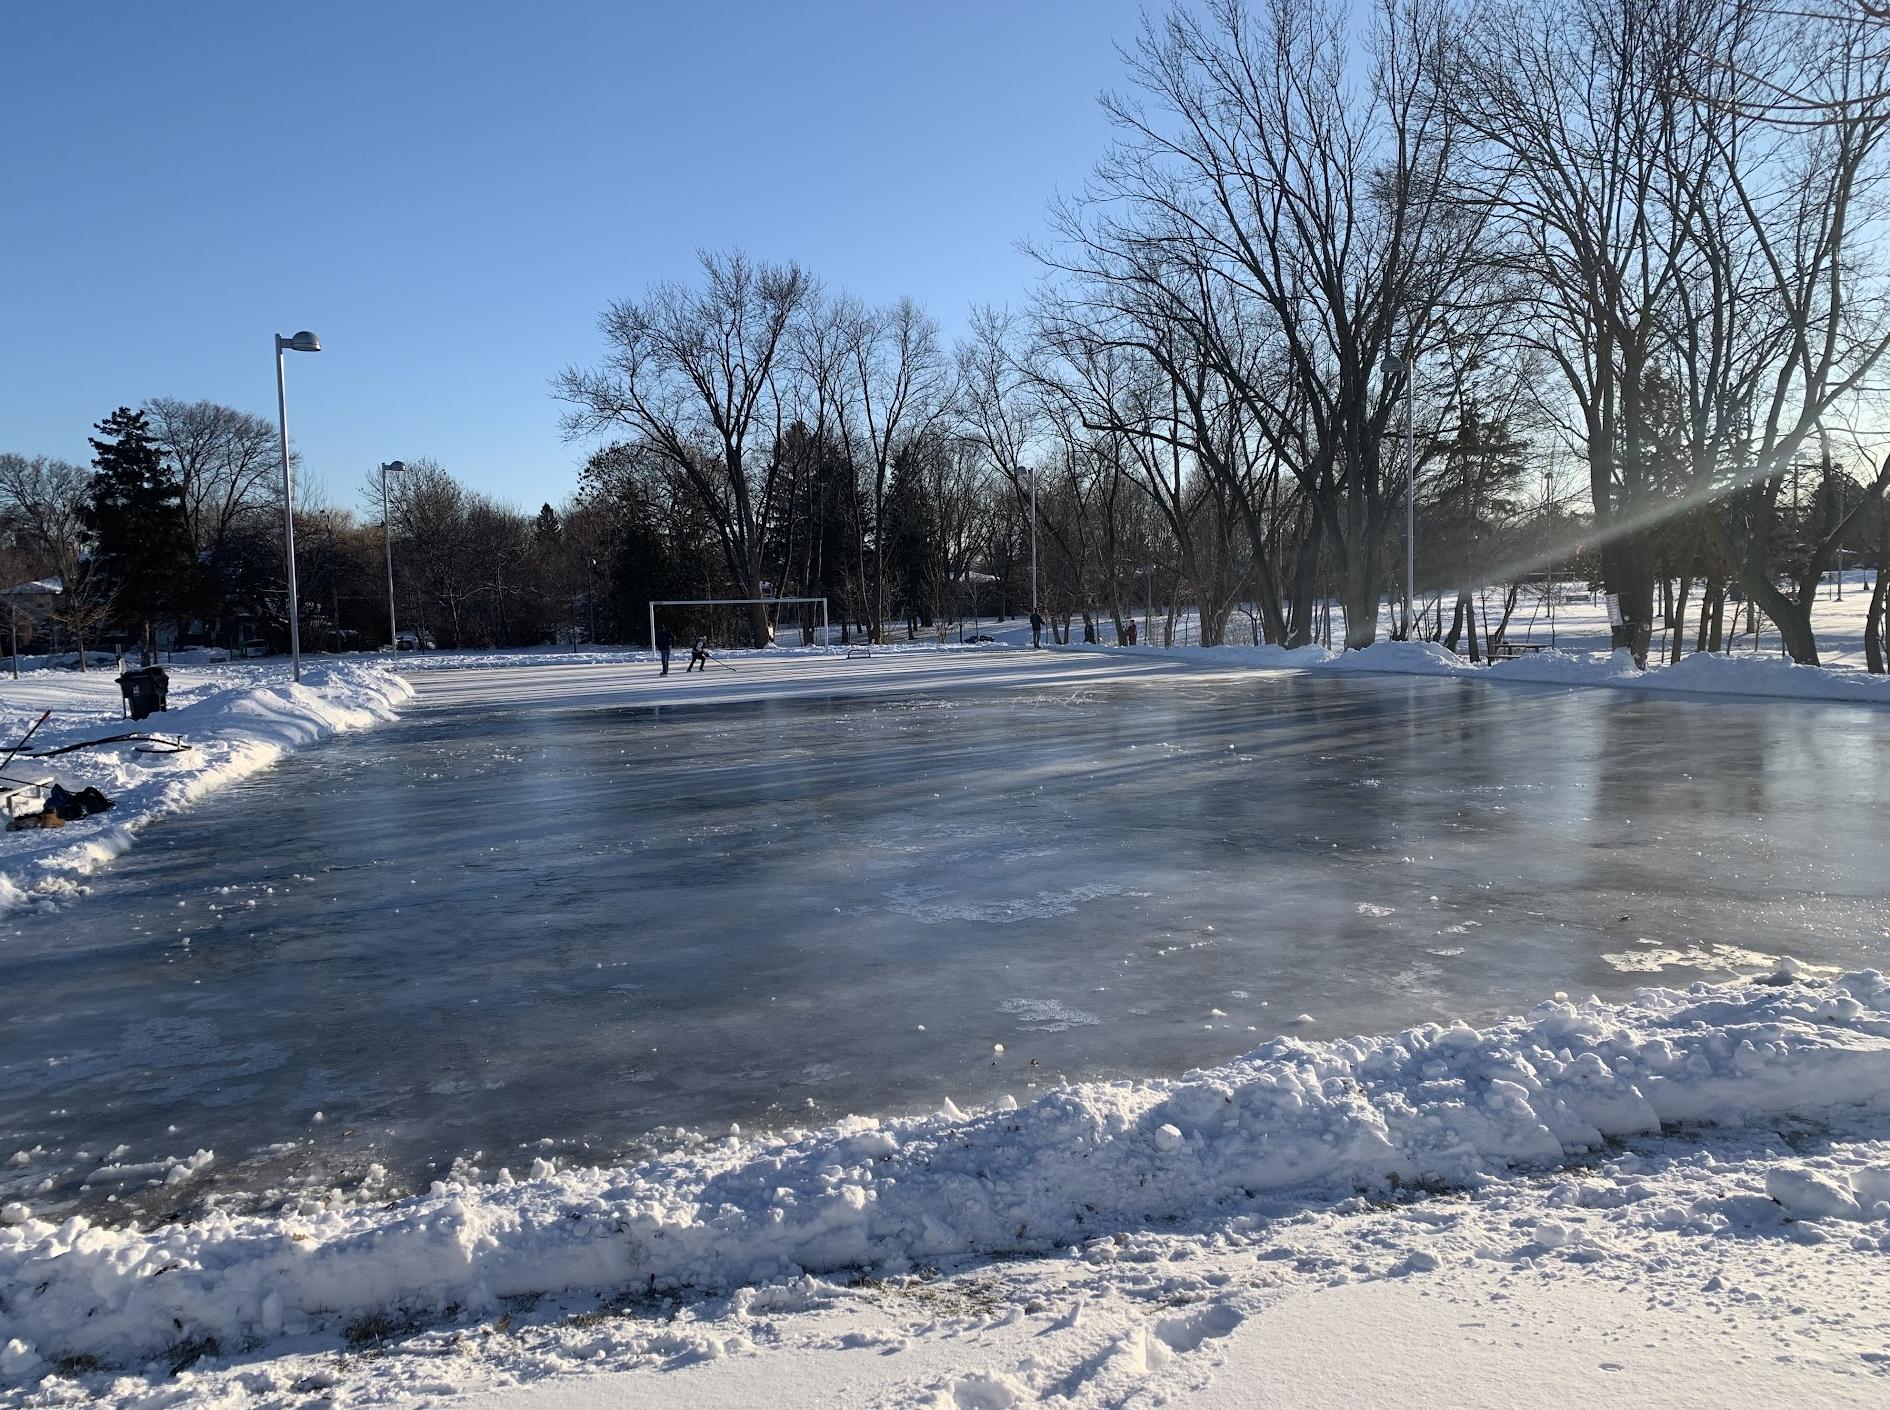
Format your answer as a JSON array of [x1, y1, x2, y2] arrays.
[[1607, 543, 1656, 665], [1485, 584, 1519, 650], [1286, 513, 1323, 648], [1339, 549, 1381, 651], [1233, 500, 1289, 644], [1868, 519, 1890, 674], [1444, 592, 1466, 652], [1729, 562, 1817, 665], [1866, 570, 1888, 675], [744, 561, 770, 649], [1670, 572, 1693, 665], [1198, 596, 1232, 647]]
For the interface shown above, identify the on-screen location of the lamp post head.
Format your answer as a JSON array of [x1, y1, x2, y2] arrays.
[[384, 460, 406, 474], [1383, 351, 1408, 377], [278, 331, 322, 354]]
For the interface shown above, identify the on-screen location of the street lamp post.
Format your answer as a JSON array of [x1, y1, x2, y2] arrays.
[[379, 460, 406, 649], [1385, 351, 1416, 637], [273, 331, 321, 682]]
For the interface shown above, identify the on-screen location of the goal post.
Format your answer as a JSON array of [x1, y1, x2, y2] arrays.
[[647, 597, 831, 651]]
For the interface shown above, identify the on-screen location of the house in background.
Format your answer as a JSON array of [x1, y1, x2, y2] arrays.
[[0, 577, 60, 669]]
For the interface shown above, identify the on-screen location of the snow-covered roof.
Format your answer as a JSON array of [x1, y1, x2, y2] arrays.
[[0, 578, 61, 597]]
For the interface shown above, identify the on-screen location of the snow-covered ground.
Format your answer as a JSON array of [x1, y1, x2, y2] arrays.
[[396, 631, 1890, 718], [1081, 570, 1886, 668], [5, 969, 1887, 1407], [385, 569, 1890, 709], [0, 661, 412, 911]]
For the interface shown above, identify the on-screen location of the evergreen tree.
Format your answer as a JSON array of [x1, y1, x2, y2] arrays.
[[885, 444, 935, 636], [610, 508, 672, 646], [86, 406, 195, 661]]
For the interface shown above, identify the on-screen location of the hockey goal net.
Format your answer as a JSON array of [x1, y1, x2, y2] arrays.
[[646, 597, 831, 650]]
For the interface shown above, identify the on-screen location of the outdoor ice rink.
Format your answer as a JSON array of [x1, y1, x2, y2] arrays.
[[6, 644, 1888, 1224]]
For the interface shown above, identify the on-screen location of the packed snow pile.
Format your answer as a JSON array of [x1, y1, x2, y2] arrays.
[[1066, 640, 1335, 672], [1066, 635, 1890, 705], [1326, 639, 1890, 703], [4, 970, 1886, 1379], [0, 662, 412, 910]]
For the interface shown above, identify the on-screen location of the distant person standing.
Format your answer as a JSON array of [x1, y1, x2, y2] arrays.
[[654, 625, 673, 676], [1123, 619, 1138, 646], [686, 635, 711, 672], [1030, 610, 1045, 649]]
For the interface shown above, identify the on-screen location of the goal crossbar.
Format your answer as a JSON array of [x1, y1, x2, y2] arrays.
[[648, 597, 830, 649]]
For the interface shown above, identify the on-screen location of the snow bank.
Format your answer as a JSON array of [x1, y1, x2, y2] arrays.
[[1066, 636, 1890, 706], [1341, 640, 1890, 703], [0, 663, 412, 911], [1612, 647, 1890, 702], [5, 970, 1886, 1378], [1065, 641, 1335, 671]]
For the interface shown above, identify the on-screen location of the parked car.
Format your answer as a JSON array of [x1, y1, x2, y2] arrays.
[[394, 629, 436, 651]]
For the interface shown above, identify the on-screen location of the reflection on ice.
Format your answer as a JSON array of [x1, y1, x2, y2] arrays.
[[881, 881, 1132, 924], [1000, 998, 1103, 1031]]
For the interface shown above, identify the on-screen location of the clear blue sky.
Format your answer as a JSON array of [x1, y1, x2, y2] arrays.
[[1, 0, 1149, 509]]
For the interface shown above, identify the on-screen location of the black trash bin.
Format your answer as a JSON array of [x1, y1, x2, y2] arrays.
[[116, 666, 170, 722]]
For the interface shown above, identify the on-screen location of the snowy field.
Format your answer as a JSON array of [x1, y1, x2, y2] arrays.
[[3, 627, 1889, 1408]]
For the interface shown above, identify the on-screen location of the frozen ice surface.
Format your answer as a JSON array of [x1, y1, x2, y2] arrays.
[[2, 669, 1887, 1219]]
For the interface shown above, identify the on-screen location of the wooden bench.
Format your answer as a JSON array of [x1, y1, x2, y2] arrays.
[[1488, 641, 1547, 660], [0, 774, 55, 819]]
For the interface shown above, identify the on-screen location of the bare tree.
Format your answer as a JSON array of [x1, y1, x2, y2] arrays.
[[959, 307, 1123, 637], [0, 453, 113, 664], [556, 250, 814, 648], [144, 399, 283, 557], [825, 295, 953, 640], [1698, 2, 1890, 662], [387, 458, 481, 646], [1455, 0, 1890, 664], [1452, 0, 1716, 660], [1046, 0, 1491, 648], [1034, 284, 1295, 646]]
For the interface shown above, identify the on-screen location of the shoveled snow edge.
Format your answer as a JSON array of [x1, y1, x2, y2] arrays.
[[3, 969, 1885, 1378], [1063, 638, 1890, 705], [0, 663, 413, 912]]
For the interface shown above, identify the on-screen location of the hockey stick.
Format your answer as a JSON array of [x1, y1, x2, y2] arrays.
[[0, 710, 51, 777]]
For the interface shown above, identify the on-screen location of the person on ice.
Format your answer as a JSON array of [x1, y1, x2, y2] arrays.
[[686, 635, 711, 672], [1030, 609, 1045, 649], [655, 625, 673, 676]]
